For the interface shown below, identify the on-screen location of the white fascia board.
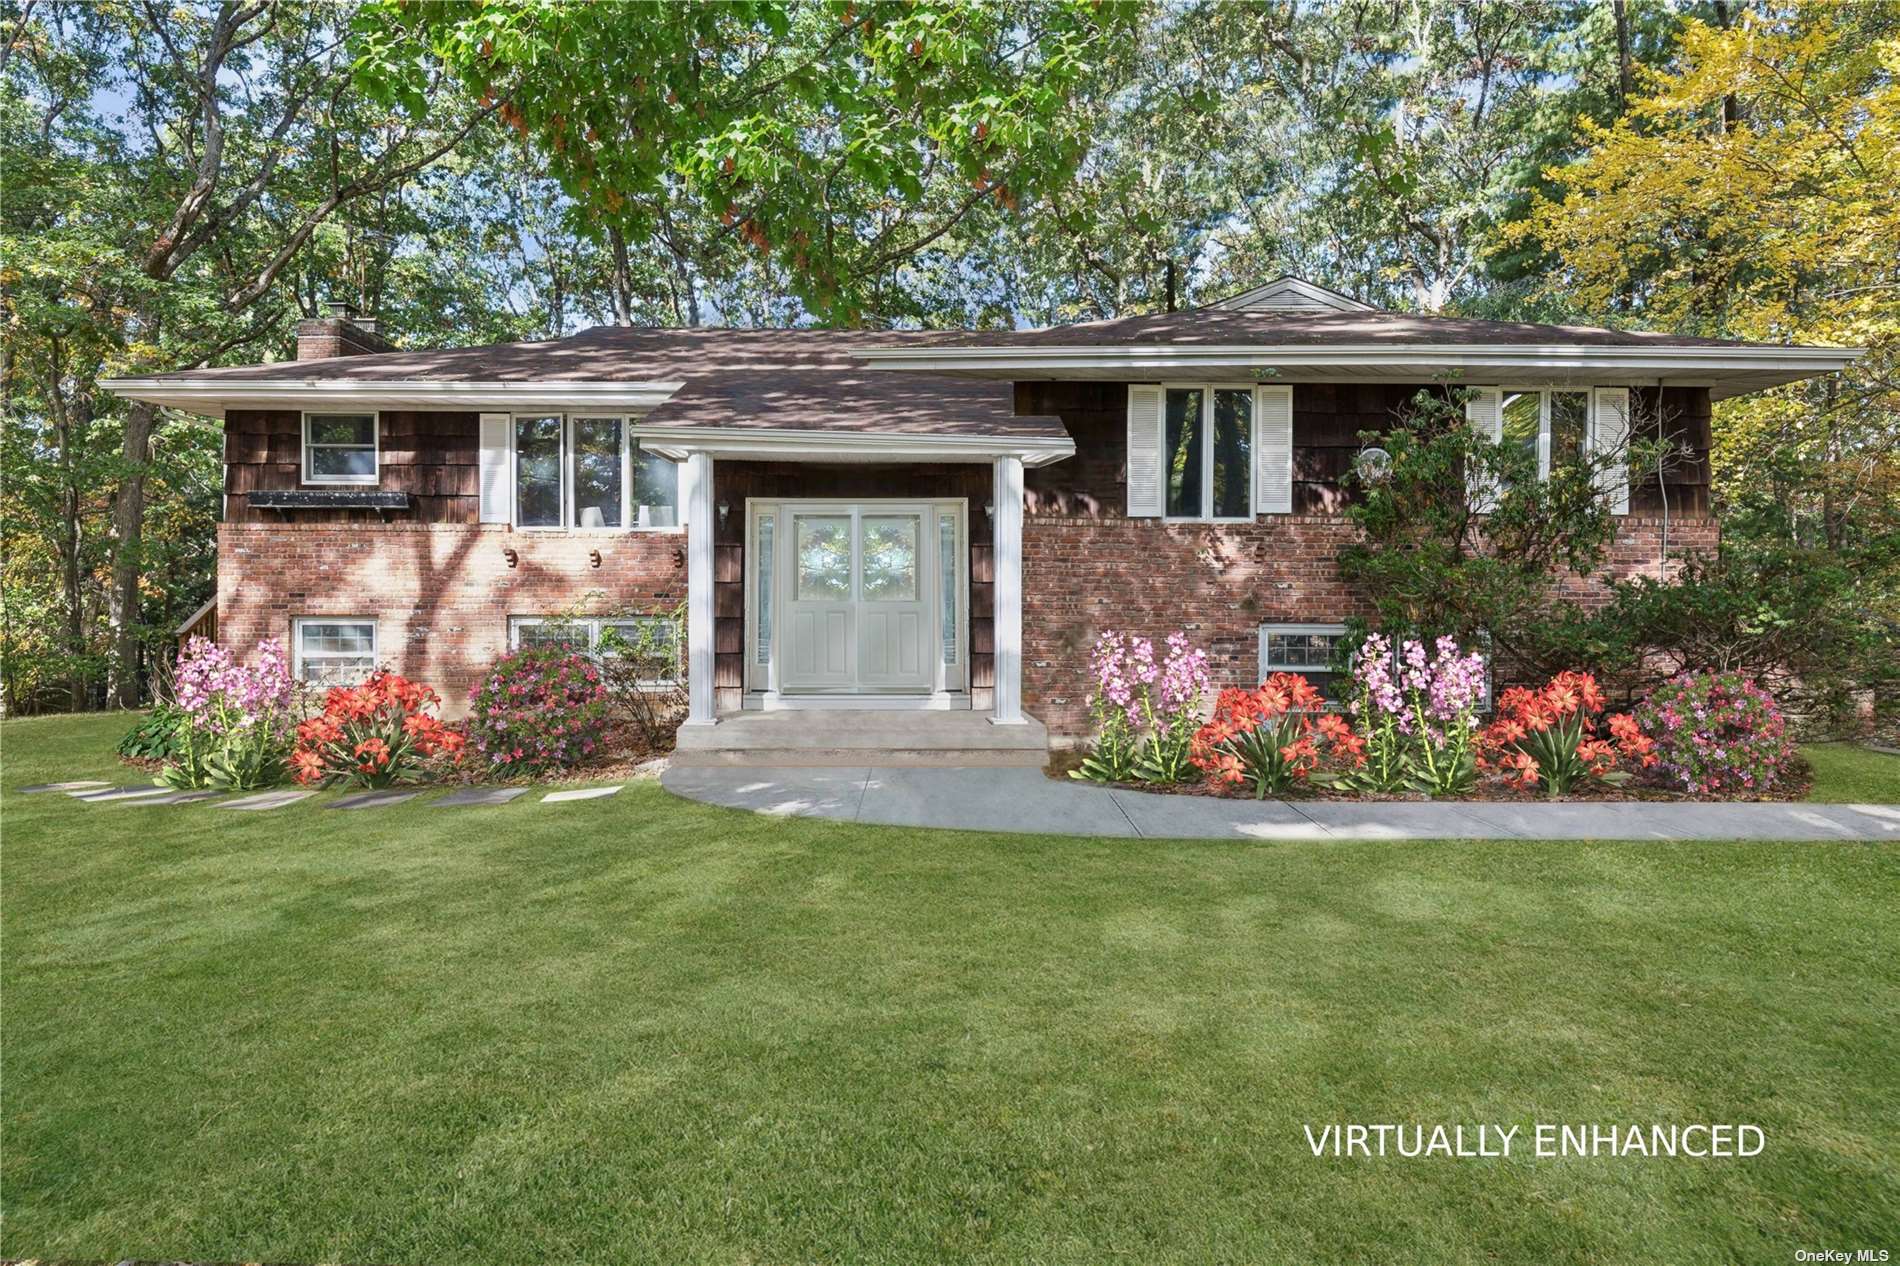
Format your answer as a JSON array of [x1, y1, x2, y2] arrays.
[[851, 343, 1864, 378], [629, 424, 1076, 468], [97, 377, 685, 418]]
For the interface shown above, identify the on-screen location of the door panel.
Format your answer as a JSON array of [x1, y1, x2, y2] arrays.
[[856, 512, 929, 690], [773, 501, 958, 695], [784, 513, 855, 689]]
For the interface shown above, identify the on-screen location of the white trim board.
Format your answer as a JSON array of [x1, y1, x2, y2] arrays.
[[851, 343, 1862, 399], [634, 424, 1075, 467], [98, 378, 684, 418]]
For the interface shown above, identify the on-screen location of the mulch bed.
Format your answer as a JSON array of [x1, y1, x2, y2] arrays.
[[1044, 748, 1816, 804]]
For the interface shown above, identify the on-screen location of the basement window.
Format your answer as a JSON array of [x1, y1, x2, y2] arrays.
[[509, 615, 680, 685], [302, 413, 378, 485], [293, 618, 378, 686], [1258, 623, 1347, 704]]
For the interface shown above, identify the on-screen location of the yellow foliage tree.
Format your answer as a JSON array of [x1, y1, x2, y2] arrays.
[[1510, 5, 1899, 554]]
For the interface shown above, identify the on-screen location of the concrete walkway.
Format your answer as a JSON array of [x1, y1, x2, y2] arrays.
[[660, 765, 1900, 841]]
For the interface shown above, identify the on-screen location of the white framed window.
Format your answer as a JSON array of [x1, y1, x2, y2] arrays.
[[508, 615, 680, 685], [1259, 622, 1349, 704], [1495, 388, 1599, 484], [510, 414, 680, 530], [1161, 384, 1256, 521], [302, 413, 378, 485], [293, 618, 378, 686]]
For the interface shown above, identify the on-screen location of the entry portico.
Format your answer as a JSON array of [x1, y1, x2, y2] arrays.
[[640, 416, 1071, 729]]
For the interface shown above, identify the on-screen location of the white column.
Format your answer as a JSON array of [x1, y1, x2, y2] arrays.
[[990, 454, 1026, 725], [682, 451, 717, 726]]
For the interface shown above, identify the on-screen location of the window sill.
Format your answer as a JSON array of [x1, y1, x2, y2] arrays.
[[251, 490, 408, 510], [513, 524, 685, 534]]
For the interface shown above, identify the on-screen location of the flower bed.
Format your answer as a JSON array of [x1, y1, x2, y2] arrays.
[[1065, 629, 1805, 802], [293, 671, 465, 788]]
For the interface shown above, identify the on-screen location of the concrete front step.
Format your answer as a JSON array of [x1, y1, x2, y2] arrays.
[[671, 709, 1049, 769]]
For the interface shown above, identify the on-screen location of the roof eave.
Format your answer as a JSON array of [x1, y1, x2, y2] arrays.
[[96, 377, 686, 418], [853, 343, 1862, 372], [629, 423, 1075, 467]]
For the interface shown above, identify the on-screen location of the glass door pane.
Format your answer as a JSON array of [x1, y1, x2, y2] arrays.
[[938, 513, 958, 667], [794, 515, 852, 600], [859, 515, 920, 601]]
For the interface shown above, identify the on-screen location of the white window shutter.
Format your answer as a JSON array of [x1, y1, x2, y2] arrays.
[[479, 412, 512, 523], [1125, 385, 1163, 517], [1466, 387, 1502, 512], [1254, 385, 1293, 514], [1593, 387, 1632, 515]]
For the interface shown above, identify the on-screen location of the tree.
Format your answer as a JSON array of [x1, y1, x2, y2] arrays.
[[3, 0, 498, 707], [1335, 388, 1638, 681], [353, 0, 1136, 326], [1510, 5, 1900, 563]]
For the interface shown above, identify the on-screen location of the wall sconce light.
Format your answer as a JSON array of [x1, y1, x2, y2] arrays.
[[588, 549, 602, 569], [984, 501, 994, 520], [717, 500, 730, 528], [503, 547, 519, 569]]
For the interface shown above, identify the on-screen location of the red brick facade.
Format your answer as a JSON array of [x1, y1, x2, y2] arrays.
[[1020, 513, 1719, 735], [217, 522, 684, 713]]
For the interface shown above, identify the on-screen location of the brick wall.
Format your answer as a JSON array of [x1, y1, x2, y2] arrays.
[[294, 315, 396, 361], [217, 522, 685, 714], [1021, 513, 1719, 735]]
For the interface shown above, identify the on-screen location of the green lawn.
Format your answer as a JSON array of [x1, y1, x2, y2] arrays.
[[1803, 741, 1900, 802], [3, 713, 1897, 1264]]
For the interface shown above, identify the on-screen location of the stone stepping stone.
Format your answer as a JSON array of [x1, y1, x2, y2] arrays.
[[105, 789, 224, 806], [215, 790, 315, 811], [542, 785, 621, 803], [433, 787, 530, 807], [328, 790, 421, 810], [19, 780, 112, 794], [71, 786, 175, 803]]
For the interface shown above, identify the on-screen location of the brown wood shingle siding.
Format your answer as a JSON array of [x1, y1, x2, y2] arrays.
[[1017, 381, 1713, 517], [224, 408, 479, 524]]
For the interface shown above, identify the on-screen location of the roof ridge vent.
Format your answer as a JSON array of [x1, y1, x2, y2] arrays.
[[1203, 275, 1377, 313]]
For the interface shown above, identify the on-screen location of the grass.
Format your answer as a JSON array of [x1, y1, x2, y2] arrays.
[[1802, 741, 1900, 802], [3, 712, 1897, 1265]]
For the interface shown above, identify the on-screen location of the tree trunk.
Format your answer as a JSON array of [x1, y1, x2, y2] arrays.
[[107, 398, 156, 708], [608, 225, 634, 326], [47, 347, 90, 712], [1711, 1, 1743, 131], [1611, 0, 1634, 108]]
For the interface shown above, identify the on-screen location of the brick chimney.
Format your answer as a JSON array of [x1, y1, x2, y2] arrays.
[[296, 300, 396, 360]]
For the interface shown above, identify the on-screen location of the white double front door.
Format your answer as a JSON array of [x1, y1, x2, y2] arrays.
[[750, 499, 965, 698]]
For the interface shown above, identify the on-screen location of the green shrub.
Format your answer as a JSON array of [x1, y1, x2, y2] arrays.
[[1634, 672, 1795, 795], [117, 704, 187, 762], [467, 647, 610, 775]]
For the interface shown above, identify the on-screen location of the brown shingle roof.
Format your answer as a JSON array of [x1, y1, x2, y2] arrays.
[[913, 308, 1766, 349], [641, 369, 1064, 439], [116, 310, 1839, 432]]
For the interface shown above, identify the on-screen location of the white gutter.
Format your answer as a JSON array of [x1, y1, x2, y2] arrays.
[[852, 342, 1863, 377], [98, 377, 686, 418], [630, 424, 1076, 468]]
